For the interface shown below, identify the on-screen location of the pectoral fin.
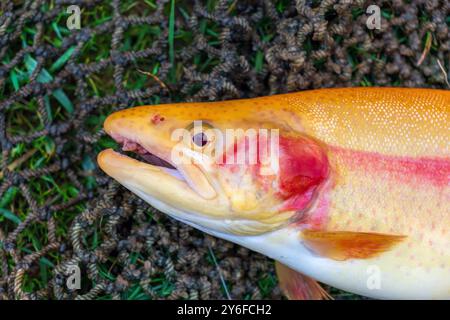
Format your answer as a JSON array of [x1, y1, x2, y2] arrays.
[[300, 230, 406, 261], [275, 261, 332, 300]]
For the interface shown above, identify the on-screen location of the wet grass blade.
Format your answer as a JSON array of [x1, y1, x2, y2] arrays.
[[49, 46, 76, 72], [24, 54, 74, 114], [0, 208, 22, 224]]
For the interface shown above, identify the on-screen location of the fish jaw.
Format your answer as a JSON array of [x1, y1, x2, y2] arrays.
[[97, 148, 227, 214]]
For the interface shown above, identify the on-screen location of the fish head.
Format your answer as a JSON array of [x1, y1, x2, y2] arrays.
[[98, 100, 330, 235]]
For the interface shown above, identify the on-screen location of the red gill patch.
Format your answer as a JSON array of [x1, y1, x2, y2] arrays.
[[278, 135, 329, 211], [218, 133, 329, 212]]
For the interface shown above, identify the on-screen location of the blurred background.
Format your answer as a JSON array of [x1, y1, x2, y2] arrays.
[[0, 0, 448, 300]]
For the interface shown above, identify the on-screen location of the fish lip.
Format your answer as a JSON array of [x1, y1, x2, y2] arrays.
[[97, 148, 218, 216], [97, 149, 228, 221], [97, 148, 192, 197]]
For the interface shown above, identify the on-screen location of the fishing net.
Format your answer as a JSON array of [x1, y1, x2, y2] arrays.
[[0, 0, 448, 300]]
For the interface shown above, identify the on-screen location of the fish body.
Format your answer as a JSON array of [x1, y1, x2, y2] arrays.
[[98, 87, 450, 299]]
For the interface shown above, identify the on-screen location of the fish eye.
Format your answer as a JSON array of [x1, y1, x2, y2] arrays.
[[187, 121, 215, 148], [192, 132, 208, 147]]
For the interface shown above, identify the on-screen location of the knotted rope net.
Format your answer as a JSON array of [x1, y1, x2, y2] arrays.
[[0, 0, 448, 300]]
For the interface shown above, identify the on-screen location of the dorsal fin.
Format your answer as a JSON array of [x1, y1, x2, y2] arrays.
[[300, 229, 406, 261], [275, 261, 332, 300]]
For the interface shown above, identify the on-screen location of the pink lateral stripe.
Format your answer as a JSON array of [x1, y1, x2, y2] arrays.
[[331, 147, 450, 187]]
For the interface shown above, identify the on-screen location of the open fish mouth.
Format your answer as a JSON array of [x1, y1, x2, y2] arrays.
[[107, 134, 187, 182], [114, 134, 175, 169]]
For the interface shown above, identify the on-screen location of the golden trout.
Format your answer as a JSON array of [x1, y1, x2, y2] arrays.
[[97, 87, 449, 299]]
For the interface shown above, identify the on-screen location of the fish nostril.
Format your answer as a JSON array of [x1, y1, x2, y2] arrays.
[[151, 114, 165, 125]]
